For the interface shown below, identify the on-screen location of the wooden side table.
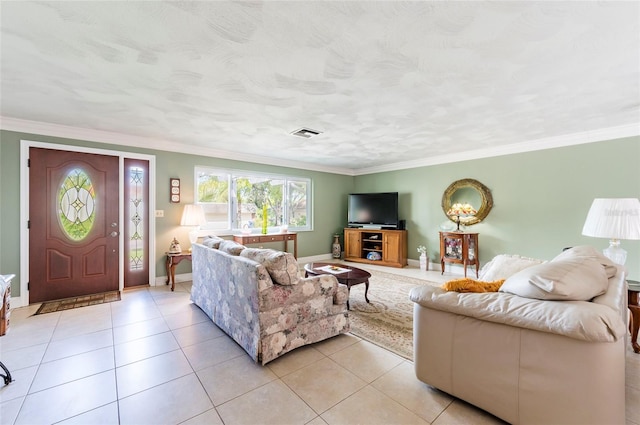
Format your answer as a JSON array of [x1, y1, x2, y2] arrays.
[[165, 252, 191, 292], [628, 280, 640, 354]]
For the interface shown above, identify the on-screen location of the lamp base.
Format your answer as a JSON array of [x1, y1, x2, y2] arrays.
[[188, 228, 199, 250], [603, 239, 627, 265]]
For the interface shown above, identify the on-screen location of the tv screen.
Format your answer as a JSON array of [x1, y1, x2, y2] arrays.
[[348, 192, 399, 228]]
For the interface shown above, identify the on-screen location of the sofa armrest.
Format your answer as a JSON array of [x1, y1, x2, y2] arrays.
[[260, 274, 348, 311]]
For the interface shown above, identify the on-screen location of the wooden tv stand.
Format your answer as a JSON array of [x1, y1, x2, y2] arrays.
[[343, 228, 407, 268]]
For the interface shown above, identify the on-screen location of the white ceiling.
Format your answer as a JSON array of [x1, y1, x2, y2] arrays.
[[1, 1, 639, 175]]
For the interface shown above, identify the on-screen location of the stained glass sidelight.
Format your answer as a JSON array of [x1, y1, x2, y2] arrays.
[[128, 167, 144, 271], [58, 168, 95, 241]]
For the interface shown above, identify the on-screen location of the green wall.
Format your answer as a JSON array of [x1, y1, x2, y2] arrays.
[[354, 136, 640, 280], [0, 130, 354, 297], [2, 130, 639, 300]]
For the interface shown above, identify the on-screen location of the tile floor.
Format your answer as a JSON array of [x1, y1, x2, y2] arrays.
[[0, 265, 638, 425]]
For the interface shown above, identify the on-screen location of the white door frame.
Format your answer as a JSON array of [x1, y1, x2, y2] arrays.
[[18, 140, 156, 307]]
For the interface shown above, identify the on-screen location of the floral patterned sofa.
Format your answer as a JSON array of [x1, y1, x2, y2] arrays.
[[190, 238, 350, 364]]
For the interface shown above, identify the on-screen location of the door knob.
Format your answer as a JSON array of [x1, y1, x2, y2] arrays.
[[111, 222, 118, 227], [110, 231, 118, 237]]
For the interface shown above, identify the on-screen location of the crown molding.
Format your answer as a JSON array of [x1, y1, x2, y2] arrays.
[[2, 116, 637, 177], [353, 123, 640, 175], [0, 116, 355, 176]]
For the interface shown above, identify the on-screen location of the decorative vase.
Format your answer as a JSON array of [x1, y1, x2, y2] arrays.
[[420, 253, 428, 271], [169, 237, 182, 254], [332, 234, 341, 259], [261, 204, 268, 235]]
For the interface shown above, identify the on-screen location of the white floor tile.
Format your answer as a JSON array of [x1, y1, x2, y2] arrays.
[[112, 317, 170, 345], [42, 328, 113, 362], [321, 385, 427, 425], [56, 402, 120, 425], [216, 379, 317, 425], [171, 320, 224, 347], [15, 370, 117, 425], [118, 373, 212, 425], [30, 346, 115, 393], [197, 355, 277, 406], [0, 365, 37, 403], [114, 331, 179, 367], [116, 349, 193, 398]]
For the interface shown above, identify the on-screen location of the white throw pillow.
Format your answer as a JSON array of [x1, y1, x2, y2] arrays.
[[551, 245, 617, 278], [499, 257, 609, 301], [240, 248, 300, 286], [202, 235, 224, 249], [218, 240, 246, 256], [479, 254, 545, 281]]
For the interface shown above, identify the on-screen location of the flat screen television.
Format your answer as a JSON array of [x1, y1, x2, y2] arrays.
[[348, 192, 399, 229]]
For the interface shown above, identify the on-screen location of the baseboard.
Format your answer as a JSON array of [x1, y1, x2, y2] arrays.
[[155, 273, 193, 287]]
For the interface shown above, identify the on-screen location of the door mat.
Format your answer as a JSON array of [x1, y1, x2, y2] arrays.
[[34, 291, 121, 315]]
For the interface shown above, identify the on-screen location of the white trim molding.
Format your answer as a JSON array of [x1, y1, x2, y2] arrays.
[[16, 140, 156, 308], [3, 117, 638, 177]]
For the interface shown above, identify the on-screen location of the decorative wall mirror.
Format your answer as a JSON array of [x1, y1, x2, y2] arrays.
[[441, 178, 493, 226]]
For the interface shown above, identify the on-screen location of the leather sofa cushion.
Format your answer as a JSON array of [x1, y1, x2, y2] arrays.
[[499, 257, 608, 301], [479, 254, 545, 281], [551, 245, 617, 278], [499, 246, 614, 301], [240, 248, 300, 286]]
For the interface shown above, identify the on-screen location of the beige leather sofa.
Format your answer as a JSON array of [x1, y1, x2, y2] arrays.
[[410, 248, 627, 425]]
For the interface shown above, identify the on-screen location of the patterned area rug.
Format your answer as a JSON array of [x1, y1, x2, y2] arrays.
[[348, 270, 439, 360], [34, 291, 121, 315]]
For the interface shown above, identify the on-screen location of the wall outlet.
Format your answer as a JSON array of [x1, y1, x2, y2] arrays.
[[155, 210, 164, 217]]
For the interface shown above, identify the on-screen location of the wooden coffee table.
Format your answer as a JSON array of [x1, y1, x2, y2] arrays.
[[304, 262, 371, 310]]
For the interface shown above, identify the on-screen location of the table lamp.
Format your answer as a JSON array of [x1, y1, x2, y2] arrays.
[[581, 198, 640, 265], [447, 202, 477, 232], [180, 204, 206, 250]]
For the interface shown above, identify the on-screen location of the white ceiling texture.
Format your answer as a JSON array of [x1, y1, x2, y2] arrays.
[[1, 1, 639, 175]]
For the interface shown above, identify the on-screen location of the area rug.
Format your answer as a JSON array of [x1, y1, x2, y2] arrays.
[[347, 270, 439, 360], [34, 291, 121, 315]]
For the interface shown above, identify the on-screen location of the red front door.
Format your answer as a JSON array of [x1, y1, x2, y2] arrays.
[[29, 148, 120, 303]]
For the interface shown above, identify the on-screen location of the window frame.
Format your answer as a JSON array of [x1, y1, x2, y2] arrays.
[[194, 166, 313, 235]]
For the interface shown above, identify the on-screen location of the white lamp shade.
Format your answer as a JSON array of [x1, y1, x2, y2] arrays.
[[582, 198, 640, 240], [180, 204, 206, 227]]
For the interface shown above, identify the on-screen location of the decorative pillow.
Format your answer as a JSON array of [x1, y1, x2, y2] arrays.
[[240, 248, 299, 286], [551, 245, 617, 278], [202, 235, 224, 249], [442, 278, 505, 293], [499, 257, 609, 301], [218, 240, 246, 256], [479, 254, 545, 281]]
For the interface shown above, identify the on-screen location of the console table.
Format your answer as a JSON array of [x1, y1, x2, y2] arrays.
[[233, 232, 297, 258], [439, 231, 479, 278]]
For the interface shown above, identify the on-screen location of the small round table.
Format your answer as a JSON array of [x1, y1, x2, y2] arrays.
[[628, 280, 640, 354], [304, 262, 371, 310]]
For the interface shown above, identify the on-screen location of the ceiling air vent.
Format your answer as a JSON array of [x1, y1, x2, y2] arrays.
[[290, 127, 322, 138]]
